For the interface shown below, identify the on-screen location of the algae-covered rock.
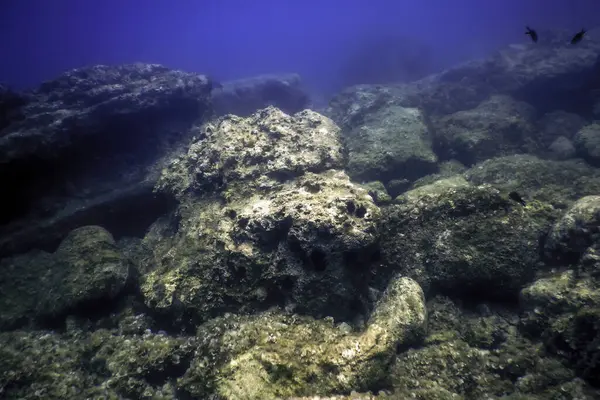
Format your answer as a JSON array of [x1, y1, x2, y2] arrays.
[[342, 104, 438, 183], [520, 251, 600, 387], [392, 294, 600, 399], [548, 136, 576, 160], [544, 195, 600, 265], [0, 225, 131, 330], [393, 323, 594, 399], [574, 123, 600, 166], [0, 63, 212, 259], [0, 330, 98, 399], [143, 169, 381, 330], [465, 154, 600, 209], [0, 329, 196, 399], [379, 176, 553, 300], [178, 276, 426, 399], [325, 85, 438, 184], [360, 181, 392, 205], [157, 106, 345, 199], [143, 107, 381, 329], [433, 95, 537, 165], [410, 159, 467, 189], [392, 340, 508, 398], [90, 329, 197, 399]]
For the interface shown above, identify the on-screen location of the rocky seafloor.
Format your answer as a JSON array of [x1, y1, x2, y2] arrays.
[[1, 29, 600, 399]]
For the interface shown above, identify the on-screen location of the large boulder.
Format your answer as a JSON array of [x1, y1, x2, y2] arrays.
[[180, 275, 426, 399], [521, 221, 600, 386], [574, 123, 600, 166], [325, 86, 437, 188], [0, 226, 132, 330], [464, 154, 600, 209], [433, 95, 537, 165], [328, 30, 600, 158], [212, 73, 309, 117], [140, 107, 381, 329], [399, 29, 600, 117], [0, 63, 213, 257], [0, 275, 426, 399], [377, 176, 554, 300], [544, 195, 600, 265], [343, 103, 438, 184]]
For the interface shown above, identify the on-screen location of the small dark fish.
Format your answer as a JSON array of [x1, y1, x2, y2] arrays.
[[525, 26, 538, 43], [570, 29, 586, 44], [509, 191, 526, 206]]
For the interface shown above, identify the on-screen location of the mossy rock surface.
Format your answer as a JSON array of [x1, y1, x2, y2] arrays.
[[0, 225, 131, 330], [379, 176, 554, 300]]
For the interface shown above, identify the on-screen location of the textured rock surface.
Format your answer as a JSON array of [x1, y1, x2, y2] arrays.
[[342, 103, 438, 184], [142, 107, 381, 329], [464, 154, 600, 209], [326, 85, 438, 187], [432, 95, 537, 165], [213, 73, 309, 117], [544, 196, 600, 265], [400, 30, 600, 117], [548, 136, 576, 159], [180, 276, 426, 399], [3, 29, 600, 400], [377, 176, 554, 300], [0, 63, 213, 257], [574, 123, 600, 166], [521, 266, 600, 386], [0, 226, 131, 330], [328, 30, 600, 124], [0, 276, 426, 400]]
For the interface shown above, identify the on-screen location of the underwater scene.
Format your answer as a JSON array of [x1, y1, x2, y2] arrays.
[[2, 1, 600, 399]]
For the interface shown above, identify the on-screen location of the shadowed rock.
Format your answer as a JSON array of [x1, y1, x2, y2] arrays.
[[0, 63, 212, 257]]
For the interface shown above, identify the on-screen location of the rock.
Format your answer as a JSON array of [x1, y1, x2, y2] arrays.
[[548, 136, 576, 160], [0, 63, 212, 258], [574, 123, 600, 166], [520, 270, 600, 387], [377, 176, 553, 300], [89, 330, 197, 398], [325, 84, 403, 130], [325, 87, 437, 184], [0, 180, 172, 258], [0, 225, 131, 330], [411, 159, 467, 189], [158, 106, 345, 198], [142, 107, 380, 329], [400, 30, 600, 117], [464, 154, 600, 209], [360, 181, 392, 205], [343, 104, 437, 183], [328, 29, 600, 126], [212, 73, 309, 117], [432, 95, 537, 165], [544, 195, 600, 265], [0, 329, 196, 399], [179, 276, 426, 399], [538, 111, 587, 147], [386, 178, 412, 198]]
